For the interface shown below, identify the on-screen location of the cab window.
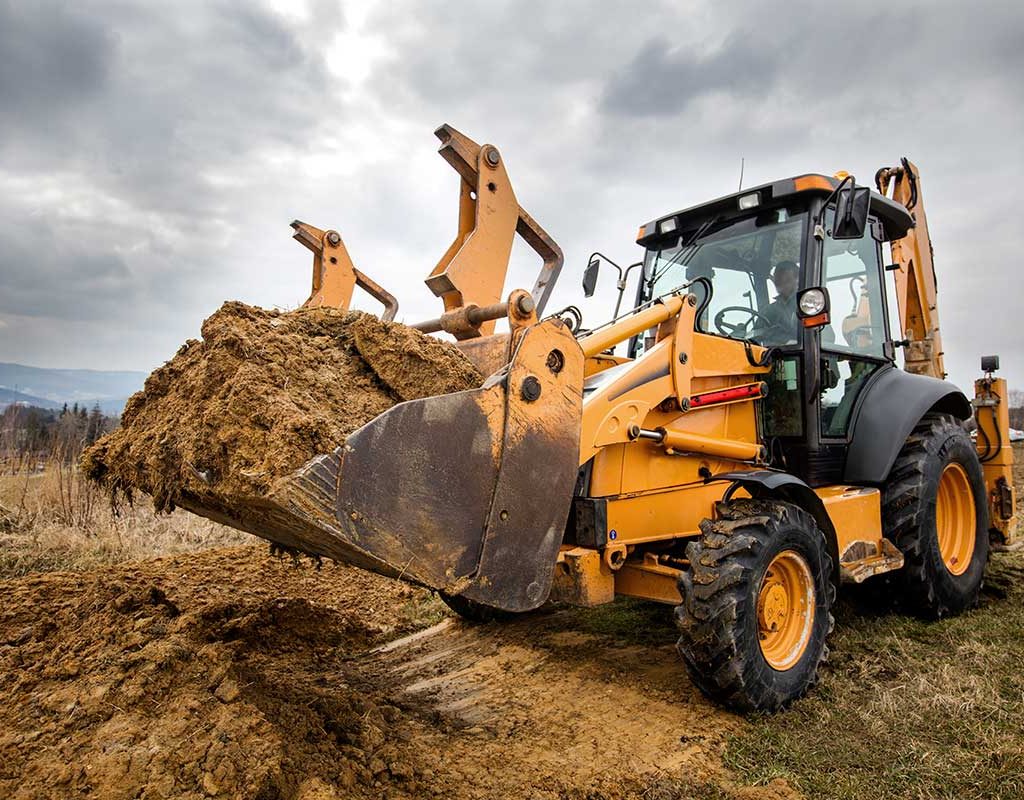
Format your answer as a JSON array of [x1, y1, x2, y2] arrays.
[[644, 207, 808, 348], [819, 212, 888, 437], [821, 215, 887, 359]]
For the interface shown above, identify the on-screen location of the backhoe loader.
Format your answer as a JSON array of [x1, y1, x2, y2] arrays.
[[177, 126, 1018, 711]]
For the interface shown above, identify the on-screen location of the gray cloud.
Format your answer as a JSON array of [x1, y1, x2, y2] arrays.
[[602, 35, 781, 116], [601, 4, 1024, 121], [0, 0, 1022, 397], [0, 1, 114, 129], [0, 0, 339, 348]]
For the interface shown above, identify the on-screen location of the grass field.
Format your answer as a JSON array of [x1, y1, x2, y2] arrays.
[[723, 443, 1024, 800], [0, 465, 247, 579], [725, 550, 1024, 800]]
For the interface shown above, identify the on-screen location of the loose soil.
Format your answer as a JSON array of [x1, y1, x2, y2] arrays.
[[81, 302, 481, 512], [4, 524, 1023, 799], [0, 546, 765, 800]]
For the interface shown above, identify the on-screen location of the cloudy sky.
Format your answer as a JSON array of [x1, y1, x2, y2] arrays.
[[1, 0, 1022, 391]]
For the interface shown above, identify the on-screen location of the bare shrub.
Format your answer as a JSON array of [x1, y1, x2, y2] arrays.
[[0, 464, 250, 579]]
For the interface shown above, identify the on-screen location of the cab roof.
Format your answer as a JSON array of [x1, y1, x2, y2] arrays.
[[636, 173, 914, 247]]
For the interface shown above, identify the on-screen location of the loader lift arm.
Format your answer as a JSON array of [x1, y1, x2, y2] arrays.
[[291, 220, 399, 319], [425, 124, 564, 338], [290, 124, 563, 343]]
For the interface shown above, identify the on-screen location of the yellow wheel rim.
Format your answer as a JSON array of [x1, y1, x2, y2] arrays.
[[936, 462, 976, 576], [757, 550, 815, 671]]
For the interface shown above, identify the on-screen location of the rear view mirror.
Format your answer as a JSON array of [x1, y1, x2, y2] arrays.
[[832, 185, 871, 240], [583, 258, 600, 297]]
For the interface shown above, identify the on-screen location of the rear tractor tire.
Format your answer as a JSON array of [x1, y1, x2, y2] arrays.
[[882, 413, 989, 618], [675, 499, 835, 712]]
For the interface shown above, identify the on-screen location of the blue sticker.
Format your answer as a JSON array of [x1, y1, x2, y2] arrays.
[[609, 530, 618, 540]]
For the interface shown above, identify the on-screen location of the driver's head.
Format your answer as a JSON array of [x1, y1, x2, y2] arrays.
[[771, 260, 799, 299]]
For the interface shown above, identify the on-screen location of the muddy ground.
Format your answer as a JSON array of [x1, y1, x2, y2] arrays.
[[3, 450, 1022, 800], [0, 546, 789, 800], [3, 548, 1024, 800]]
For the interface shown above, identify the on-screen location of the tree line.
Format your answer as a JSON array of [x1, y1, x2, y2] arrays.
[[1, 403, 116, 473], [1, 388, 1022, 477]]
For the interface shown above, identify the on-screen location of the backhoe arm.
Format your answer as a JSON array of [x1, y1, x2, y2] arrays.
[[876, 158, 945, 379], [878, 160, 1017, 547]]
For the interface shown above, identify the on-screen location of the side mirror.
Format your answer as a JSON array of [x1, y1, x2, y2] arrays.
[[832, 184, 871, 240], [582, 258, 600, 298]]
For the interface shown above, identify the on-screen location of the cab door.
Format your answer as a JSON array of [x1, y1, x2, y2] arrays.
[[818, 216, 892, 442]]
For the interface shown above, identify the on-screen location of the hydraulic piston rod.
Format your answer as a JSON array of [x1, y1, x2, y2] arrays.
[[628, 425, 765, 462]]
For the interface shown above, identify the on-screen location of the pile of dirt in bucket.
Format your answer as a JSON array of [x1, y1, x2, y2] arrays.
[[82, 302, 482, 511]]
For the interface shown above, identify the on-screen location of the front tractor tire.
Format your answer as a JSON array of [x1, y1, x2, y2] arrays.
[[882, 413, 989, 618], [675, 500, 835, 712]]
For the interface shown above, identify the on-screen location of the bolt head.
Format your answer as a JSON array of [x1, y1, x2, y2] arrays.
[[484, 147, 500, 167], [520, 376, 542, 402], [326, 231, 341, 246], [516, 294, 536, 315]]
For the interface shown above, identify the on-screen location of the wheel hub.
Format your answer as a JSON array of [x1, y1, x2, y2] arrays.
[[757, 550, 816, 671], [758, 582, 789, 631], [936, 462, 976, 576]]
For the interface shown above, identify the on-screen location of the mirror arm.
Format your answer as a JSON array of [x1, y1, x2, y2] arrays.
[[589, 252, 627, 280], [811, 174, 855, 239], [612, 261, 645, 318]]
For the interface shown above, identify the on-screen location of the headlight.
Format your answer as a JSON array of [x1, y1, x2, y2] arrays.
[[738, 192, 760, 210], [799, 288, 827, 316], [657, 217, 678, 234]]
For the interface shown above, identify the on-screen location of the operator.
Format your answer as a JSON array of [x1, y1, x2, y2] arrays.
[[763, 260, 799, 342]]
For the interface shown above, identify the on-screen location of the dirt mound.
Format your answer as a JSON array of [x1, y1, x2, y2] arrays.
[[0, 546, 441, 800], [82, 302, 481, 512], [0, 546, 768, 800]]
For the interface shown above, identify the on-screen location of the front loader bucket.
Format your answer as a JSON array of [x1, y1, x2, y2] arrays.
[[177, 319, 583, 612]]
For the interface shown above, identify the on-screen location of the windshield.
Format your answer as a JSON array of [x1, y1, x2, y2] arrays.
[[645, 207, 807, 346]]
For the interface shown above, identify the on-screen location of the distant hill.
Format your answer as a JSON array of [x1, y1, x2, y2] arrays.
[[0, 387, 63, 411], [0, 362, 146, 416]]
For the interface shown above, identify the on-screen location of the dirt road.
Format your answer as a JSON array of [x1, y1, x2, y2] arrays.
[[0, 545, 794, 800], [359, 611, 751, 798]]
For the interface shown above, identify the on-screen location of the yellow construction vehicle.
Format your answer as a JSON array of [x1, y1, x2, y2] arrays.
[[182, 127, 1017, 711]]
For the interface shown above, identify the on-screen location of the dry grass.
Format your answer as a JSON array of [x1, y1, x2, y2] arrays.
[[0, 465, 249, 579]]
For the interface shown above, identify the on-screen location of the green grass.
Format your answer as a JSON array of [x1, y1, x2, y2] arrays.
[[724, 552, 1024, 800], [565, 595, 679, 646]]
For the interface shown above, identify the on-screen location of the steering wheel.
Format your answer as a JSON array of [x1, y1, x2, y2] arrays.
[[714, 306, 774, 338]]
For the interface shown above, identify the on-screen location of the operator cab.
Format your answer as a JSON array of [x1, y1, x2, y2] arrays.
[[632, 174, 914, 485]]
